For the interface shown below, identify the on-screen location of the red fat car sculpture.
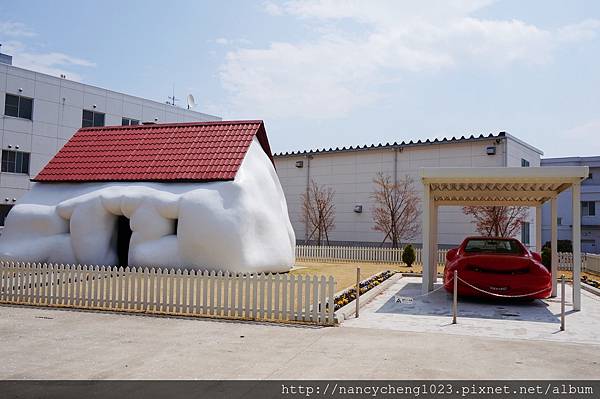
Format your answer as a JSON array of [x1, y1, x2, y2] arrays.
[[443, 237, 552, 299]]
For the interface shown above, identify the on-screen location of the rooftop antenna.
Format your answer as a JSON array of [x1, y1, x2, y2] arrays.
[[187, 94, 197, 110], [167, 85, 178, 106]]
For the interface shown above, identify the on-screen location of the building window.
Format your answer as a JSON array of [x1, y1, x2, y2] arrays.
[[588, 173, 593, 180], [521, 159, 530, 167], [0, 204, 13, 226], [4, 93, 33, 120], [521, 222, 530, 244], [122, 117, 140, 126], [1, 150, 30, 174], [82, 110, 105, 128], [557, 217, 562, 225], [582, 201, 596, 216]]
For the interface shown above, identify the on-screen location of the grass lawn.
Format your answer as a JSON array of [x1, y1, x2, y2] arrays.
[[290, 261, 436, 292]]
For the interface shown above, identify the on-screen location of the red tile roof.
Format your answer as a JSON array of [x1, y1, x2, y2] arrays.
[[33, 120, 274, 182]]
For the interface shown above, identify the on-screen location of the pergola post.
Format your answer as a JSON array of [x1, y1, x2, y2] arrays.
[[422, 183, 432, 293], [430, 204, 438, 287], [551, 197, 558, 297], [572, 182, 581, 311], [535, 205, 543, 253]]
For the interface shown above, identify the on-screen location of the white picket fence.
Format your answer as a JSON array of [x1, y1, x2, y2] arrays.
[[558, 252, 600, 274], [0, 261, 336, 326], [296, 245, 600, 275], [296, 245, 448, 265]]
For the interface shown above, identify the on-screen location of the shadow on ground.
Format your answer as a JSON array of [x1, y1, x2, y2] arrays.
[[375, 282, 559, 323]]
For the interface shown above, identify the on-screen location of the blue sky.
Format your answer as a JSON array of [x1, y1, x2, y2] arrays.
[[1, 0, 600, 157]]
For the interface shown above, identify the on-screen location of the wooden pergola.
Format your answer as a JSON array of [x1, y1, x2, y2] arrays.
[[420, 166, 589, 310]]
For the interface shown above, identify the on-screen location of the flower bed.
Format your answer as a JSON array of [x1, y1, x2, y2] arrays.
[[582, 275, 600, 289], [334, 270, 396, 310]]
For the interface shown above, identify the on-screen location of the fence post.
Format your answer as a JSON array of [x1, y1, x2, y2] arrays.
[[355, 267, 360, 318], [452, 270, 458, 324], [560, 274, 565, 331]]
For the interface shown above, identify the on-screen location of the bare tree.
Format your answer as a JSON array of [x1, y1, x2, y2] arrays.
[[462, 206, 530, 238], [371, 173, 421, 248], [302, 180, 335, 246]]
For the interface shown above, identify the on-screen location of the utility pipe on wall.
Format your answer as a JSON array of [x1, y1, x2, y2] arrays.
[[393, 147, 398, 185]]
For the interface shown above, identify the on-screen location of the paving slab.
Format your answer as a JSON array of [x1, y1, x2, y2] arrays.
[[342, 277, 600, 345]]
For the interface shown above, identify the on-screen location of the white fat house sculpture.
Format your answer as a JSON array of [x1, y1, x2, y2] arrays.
[[0, 120, 296, 273]]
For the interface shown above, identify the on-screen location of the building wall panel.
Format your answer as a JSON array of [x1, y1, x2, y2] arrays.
[[5, 74, 35, 98], [275, 136, 542, 247]]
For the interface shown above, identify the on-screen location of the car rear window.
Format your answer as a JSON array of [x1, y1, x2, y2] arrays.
[[464, 239, 522, 254]]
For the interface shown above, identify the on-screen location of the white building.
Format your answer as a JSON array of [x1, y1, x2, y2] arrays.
[[0, 57, 219, 225], [541, 156, 600, 253], [274, 133, 543, 248]]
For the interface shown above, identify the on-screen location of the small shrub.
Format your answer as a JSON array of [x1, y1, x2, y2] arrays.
[[541, 247, 551, 268], [402, 245, 416, 267], [542, 240, 572, 253]]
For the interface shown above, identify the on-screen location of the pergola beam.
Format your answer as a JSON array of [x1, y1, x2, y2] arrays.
[[431, 190, 558, 198], [422, 166, 588, 183], [434, 200, 542, 207]]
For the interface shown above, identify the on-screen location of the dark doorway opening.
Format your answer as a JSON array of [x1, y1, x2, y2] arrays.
[[116, 215, 132, 266], [0, 204, 14, 226]]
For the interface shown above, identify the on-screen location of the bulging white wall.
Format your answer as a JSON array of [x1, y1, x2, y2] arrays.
[[0, 138, 296, 273]]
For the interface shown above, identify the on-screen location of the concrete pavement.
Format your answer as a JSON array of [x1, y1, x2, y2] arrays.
[[343, 277, 600, 345], [1, 304, 598, 379]]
